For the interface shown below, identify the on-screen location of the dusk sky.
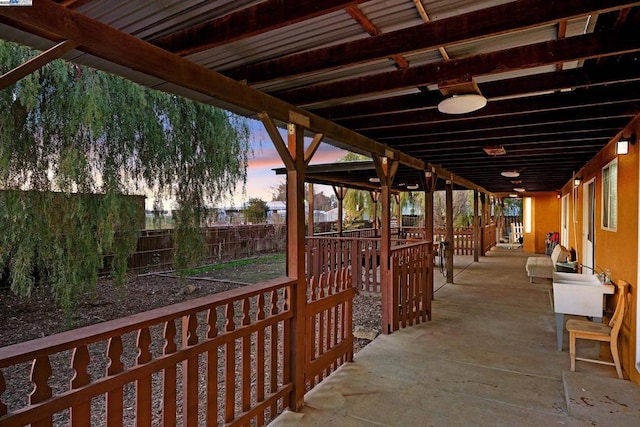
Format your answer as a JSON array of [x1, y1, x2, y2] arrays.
[[228, 119, 348, 206]]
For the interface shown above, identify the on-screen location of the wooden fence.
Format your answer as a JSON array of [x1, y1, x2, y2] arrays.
[[107, 225, 287, 273], [0, 270, 355, 426]]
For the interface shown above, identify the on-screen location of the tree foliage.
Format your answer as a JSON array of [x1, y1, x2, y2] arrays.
[[0, 41, 250, 314], [244, 198, 268, 223]]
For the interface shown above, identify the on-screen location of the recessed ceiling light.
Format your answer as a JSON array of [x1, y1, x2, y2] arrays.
[[369, 177, 380, 183], [509, 194, 518, 198], [510, 180, 522, 184], [437, 94, 487, 114], [406, 184, 419, 190], [501, 170, 520, 178], [513, 187, 525, 192]]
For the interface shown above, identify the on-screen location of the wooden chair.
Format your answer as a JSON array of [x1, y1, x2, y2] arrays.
[[566, 280, 629, 379]]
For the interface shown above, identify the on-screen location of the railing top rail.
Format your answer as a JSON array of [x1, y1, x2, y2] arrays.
[[306, 236, 383, 242], [391, 240, 432, 251], [0, 276, 295, 367]]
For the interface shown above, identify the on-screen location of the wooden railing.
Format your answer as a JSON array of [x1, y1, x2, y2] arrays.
[[305, 269, 354, 388], [387, 241, 432, 333], [434, 227, 474, 255], [0, 273, 356, 427], [306, 237, 383, 293]]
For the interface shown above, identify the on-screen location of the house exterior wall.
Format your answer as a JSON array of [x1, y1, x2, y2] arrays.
[[559, 123, 639, 384], [523, 193, 560, 254]]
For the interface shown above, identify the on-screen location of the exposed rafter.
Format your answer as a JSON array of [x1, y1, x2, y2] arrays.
[[275, 29, 640, 106], [150, 0, 368, 56], [225, 0, 640, 84]]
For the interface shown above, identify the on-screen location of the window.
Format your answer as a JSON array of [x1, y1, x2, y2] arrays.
[[602, 158, 618, 231]]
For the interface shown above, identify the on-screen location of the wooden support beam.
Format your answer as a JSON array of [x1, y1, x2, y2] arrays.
[[152, 0, 368, 56], [227, 0, 640, 84], [312, 62, 640, 121], [333, 185, 348, 236], [0, 0, 423, 171], [473, 190, 480, 263], [345, 5, 409, 70], [275, 29, 640, 105], [285, 123, 307, 411], [304, 133, 324, 166], [370, 190, 380, 230], [0, 40, 78, 91], [445, 180, 454, 284]]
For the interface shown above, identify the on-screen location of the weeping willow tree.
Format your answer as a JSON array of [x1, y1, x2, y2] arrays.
[[0, 41, 250, 314]]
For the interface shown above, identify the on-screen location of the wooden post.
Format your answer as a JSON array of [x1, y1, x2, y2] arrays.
[[473, 189, 480, 262], [285, 123, 306, 411], [445, 180, 454, 283], [333, 185, 347, 236], [374, 155, 398, 334], [370, 190, 380, 231], [424, 176, 434, 311], [481, 193, 488, 256], [259, 113, 323, 412], [307, 183, 314, 237], [394, 193, 401, 233]]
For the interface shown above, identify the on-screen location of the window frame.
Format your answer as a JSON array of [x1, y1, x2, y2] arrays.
[[601, 158, 618, 231]]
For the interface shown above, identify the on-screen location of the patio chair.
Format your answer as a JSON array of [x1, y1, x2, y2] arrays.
[[566, 279, 629, 379]]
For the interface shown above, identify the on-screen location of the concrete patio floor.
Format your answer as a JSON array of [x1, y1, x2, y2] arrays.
[[271, 247, 640, 426]]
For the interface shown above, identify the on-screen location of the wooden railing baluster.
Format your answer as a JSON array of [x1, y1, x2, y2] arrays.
[[241, 297, 251, 416], [136, 327, 152, 427], [224, 302, 236, 424], [70, 345, 91, 426], [29, 356, 53, 427], [269, 290, 279, 419], [0, 369, 6, 417], [162, 319, 177, 427], [182, 314, 199, 427], [106, 336, 124, 426], [256, 293, 266, 427], [206, 309, 218, 427]]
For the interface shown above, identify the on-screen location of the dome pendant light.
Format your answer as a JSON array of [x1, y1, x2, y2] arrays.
[[437, 94, 487, 115]]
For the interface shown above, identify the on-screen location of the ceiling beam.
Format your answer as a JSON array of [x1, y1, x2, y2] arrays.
[[0, 0, 424, 172], [225, 0, 640, 83], [150, 0, 367, 56], [310, 62, 640, 120], [376, 118, 628, 145], [275, 29, 640, 106], [336, 84, 640, 130]]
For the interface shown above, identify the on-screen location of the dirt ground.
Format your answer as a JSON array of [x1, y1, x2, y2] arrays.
[[0, 254, 381, 348], [0, 254, 381, 423]]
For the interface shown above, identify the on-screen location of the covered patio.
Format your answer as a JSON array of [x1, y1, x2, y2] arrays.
[[273, 247, 640, 426], [1, 1, 640, 425]]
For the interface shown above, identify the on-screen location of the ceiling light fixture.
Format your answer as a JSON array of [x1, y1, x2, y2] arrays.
[[513, 187, 526, 193], [509, 194, 518, 198], [369, 177, 380, 183], [437, 94, 487, 115], [483, 145, 506, 156], [501, 170, 520, 178], [406, 184, 419, 190]]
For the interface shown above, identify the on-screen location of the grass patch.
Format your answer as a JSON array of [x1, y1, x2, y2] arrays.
[[179, 253, 285, 277]]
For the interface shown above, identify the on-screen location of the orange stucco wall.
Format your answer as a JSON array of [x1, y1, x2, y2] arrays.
[[523, 193, 560, 254], [559, 121, 639, 384]]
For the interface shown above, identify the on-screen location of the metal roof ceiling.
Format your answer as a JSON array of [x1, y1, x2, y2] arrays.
[[1, 0, 639, 196]]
